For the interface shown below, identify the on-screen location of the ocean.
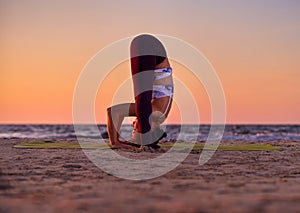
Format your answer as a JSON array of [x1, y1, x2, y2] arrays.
[[0, 124, 299, 142]]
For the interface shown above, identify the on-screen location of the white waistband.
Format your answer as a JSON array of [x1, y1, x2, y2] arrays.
[[153, 67, 172, 81]]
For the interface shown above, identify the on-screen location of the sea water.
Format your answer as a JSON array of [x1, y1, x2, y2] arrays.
[[0, 124, 299, 142]]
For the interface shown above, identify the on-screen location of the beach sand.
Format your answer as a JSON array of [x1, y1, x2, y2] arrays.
[[0, 138, 299, 213]]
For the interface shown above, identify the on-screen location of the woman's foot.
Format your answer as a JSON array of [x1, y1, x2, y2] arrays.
[[110, 140, 133, 149]]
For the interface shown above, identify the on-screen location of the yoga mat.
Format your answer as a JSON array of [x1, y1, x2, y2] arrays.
[[13, 142, 283, 151]]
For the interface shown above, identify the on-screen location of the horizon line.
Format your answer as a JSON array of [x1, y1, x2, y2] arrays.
[[0, 123, 300, 126]]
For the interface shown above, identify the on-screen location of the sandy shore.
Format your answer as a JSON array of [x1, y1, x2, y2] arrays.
[[0, 138, 299, 213]]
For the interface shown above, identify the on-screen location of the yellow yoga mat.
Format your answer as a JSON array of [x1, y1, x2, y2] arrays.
[[13, 141, 283, 151]]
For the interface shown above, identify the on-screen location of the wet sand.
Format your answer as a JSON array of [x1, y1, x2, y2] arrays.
[[0, 138, 299, 213]]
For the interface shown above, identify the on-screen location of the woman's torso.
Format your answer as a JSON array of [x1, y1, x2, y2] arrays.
[[151, 58, 173, 118]]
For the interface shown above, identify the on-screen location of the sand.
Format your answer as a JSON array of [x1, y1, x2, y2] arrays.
[[0, 138, 299, 213]]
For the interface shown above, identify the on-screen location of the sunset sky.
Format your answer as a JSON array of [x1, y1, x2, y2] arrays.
[[1, 0, 299, 124]]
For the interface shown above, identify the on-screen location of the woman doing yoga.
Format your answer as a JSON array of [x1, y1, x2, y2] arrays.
[[106, 34, 173, 149]]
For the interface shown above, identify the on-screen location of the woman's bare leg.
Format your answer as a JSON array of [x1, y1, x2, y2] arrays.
[[132, 96, 172, 143], [107, 103, 136, 148], [106, 96, 172, 149]]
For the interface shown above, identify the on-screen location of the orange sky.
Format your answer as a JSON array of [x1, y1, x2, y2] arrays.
[[1, 1, 300, 124]]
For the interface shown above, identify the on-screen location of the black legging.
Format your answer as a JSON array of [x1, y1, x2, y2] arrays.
[[130, 35, 167, 140]]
